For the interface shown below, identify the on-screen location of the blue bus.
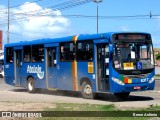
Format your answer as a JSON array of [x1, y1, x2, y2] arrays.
[[4, 32, 155, 99]]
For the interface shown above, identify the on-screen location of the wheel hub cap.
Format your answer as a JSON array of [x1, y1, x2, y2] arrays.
[[84, 85, 92, 95]]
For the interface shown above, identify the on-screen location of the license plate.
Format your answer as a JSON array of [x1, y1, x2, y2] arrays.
[[134, 86, 141, 90]]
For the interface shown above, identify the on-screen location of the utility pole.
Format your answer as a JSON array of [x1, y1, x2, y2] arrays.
[[7, 0, 10, 43], [93, 0, 103, 34], [150, 11, 152, 18]]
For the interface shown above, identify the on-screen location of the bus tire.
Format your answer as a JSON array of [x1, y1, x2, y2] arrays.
[[114, 92, 130, 101], [27, 77, 35, 93], [81, 81, 94, 99]]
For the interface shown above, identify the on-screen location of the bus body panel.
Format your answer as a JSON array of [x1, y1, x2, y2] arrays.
[[56, 61, 95, 91], [110, 80, 155, 93], [20, 62, 46, 88], [109, 63, 155, 93], [4, 32, 155, 97], [77, 61, 96, 91], [4, 63, 15, 86], [56, 62, 74, 90]]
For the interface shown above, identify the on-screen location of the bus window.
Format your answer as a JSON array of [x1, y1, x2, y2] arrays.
[[23, 46, 31, 62], [32, 45, 44, 62], [76, 41, 93, 61], [6, 47, 14, 63], [60, 42, 75, 61]]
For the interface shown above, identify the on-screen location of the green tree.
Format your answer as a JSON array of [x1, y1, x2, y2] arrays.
[[156, 53, 160, 60]]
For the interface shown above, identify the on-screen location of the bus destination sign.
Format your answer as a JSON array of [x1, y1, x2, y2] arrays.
[[114, 34, 149, 41]]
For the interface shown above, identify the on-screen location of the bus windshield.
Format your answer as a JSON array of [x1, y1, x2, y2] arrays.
[[113, 42, 154, 72]]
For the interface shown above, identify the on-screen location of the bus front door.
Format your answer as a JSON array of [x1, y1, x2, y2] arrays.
[[14, 50, 22, 86], [46, 47, 57, 89], [96, 44, 110, 91]]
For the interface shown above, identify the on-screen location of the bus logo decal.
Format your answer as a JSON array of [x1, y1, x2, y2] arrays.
[[27, 65, 44, 79]]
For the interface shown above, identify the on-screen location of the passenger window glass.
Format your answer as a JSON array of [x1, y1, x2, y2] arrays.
[[76, 41, 93, 61], [60, 42, 75, 61], [23, 46, 31, 62], [32, 45, 44, 62], [6, 47, 14, 63]]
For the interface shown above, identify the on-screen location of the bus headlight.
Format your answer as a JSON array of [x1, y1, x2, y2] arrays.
[[148, 77, 155, 83], [112, 77, 124, 86]]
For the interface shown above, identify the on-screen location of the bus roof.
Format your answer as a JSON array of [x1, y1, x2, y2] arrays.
[[4, 32, 151, 47]]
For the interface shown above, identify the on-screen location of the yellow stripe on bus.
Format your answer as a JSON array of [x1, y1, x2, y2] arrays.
[[72, 35, 79, 91]]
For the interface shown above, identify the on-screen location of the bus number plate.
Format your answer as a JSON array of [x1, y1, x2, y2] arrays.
[[134, 86, 141, 90]]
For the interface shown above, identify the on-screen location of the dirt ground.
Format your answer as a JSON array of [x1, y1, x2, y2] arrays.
[[0, 102, 55, 111], [0, 78, 160, 112]]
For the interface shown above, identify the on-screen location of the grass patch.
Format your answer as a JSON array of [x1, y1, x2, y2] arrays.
[[145, 105, 160, 111], [45, 103, 116, 111], [36, 103, 160, 120], [155, 74, 160, 79]]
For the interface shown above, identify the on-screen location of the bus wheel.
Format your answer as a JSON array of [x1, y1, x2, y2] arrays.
[[114, 92, 130, 100], [81, 82, 94, 99], [27, 77, 35, 93]]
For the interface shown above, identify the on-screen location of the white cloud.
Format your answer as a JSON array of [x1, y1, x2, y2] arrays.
[[120, 25, 130, 31], [0, 2, 70, 42]]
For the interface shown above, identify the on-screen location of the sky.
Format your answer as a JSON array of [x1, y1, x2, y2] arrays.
[[0, 0, 160, 48]]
